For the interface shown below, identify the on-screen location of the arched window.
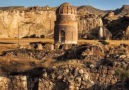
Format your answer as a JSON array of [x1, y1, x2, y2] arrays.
[[60, 30, 65, 43]]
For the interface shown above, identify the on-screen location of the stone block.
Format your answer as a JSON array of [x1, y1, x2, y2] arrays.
[[0, 76, 9, 90], [8, 75, 27, 90]]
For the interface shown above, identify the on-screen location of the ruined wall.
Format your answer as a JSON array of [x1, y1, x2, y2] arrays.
[[0, 44, 129, 90], [0, 62, 127, 90], [0, 75, 27, 90]]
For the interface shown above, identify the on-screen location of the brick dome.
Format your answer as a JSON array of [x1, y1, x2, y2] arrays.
[[56, 2, 76, 14]]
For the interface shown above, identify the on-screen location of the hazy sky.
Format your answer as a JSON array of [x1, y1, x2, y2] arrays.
[[0, 0, 129, 10]]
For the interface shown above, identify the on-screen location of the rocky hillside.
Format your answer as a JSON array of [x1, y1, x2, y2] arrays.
[[103, 11, 129, 40], [0, 5, 129, 39], [114, 5, 129, 15], [0, 6, 103, 38], [0, 9, 56, 38], [0, 5, 106, 14], [77, 5, 107, 15], [0, 6, 25, 11]]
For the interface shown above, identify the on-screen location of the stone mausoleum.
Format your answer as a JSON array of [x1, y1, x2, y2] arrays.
[[54, 2, 78, 44]]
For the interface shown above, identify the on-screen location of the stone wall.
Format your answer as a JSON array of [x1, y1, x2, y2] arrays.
[[0, 75, 27, 90], [0, 62, 128, 90]]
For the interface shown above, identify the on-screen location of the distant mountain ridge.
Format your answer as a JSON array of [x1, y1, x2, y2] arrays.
[[0, 5, 108, 15], [0, 6, 25, 11], [0, 5, 129, 16], [77, 5, 107, 15], [114, 5, 129, 15]]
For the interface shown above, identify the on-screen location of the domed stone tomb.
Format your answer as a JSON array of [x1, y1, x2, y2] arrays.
[[54, 2, 78, 44]]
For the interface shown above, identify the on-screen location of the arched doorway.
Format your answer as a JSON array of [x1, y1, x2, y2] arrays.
[[60, 30, 65, 43]]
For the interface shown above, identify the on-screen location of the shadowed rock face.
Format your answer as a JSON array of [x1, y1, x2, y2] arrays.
[[114, 5, 129, 15], [103, 14, 129, 39]]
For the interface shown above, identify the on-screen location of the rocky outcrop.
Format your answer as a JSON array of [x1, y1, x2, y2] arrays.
[[0, 10, 56, 38], [114, 5, 129, 15], [78, 14, 103, 39], [0, 5, 129, 39], [77, 5, 106, 15], [0, 6, 104, 38], [103, 13, 129, 39]]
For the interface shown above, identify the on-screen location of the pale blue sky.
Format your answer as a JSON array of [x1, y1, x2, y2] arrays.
[[0, 0, 128, 10]]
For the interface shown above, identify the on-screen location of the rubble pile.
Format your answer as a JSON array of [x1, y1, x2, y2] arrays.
[[0, 43, 129, 89], [39, 64, 94, 90]]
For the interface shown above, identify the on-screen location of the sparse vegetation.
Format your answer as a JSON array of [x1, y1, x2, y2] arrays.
[[0, 2, 129, 90], [115, 68, 129, 81], [99, 40, 109, 45]]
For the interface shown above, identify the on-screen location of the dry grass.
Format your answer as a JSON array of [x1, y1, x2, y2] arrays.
[[0, 44, 18, 54], [0, 38, 129, 74], [0, 57, 54, 74], [53, 59, 84, 68], [78, 39, 129, 45], [0, 38, 53, 44], [0, 38, 129, 45]]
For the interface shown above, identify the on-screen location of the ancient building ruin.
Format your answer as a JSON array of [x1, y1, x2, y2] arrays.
[[54, 2, 78, 44]]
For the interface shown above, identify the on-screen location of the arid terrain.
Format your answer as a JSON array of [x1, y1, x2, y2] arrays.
[[0, 3, 129, 90], [0, 38, 128, 90], [0, 5, 129, 39]]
